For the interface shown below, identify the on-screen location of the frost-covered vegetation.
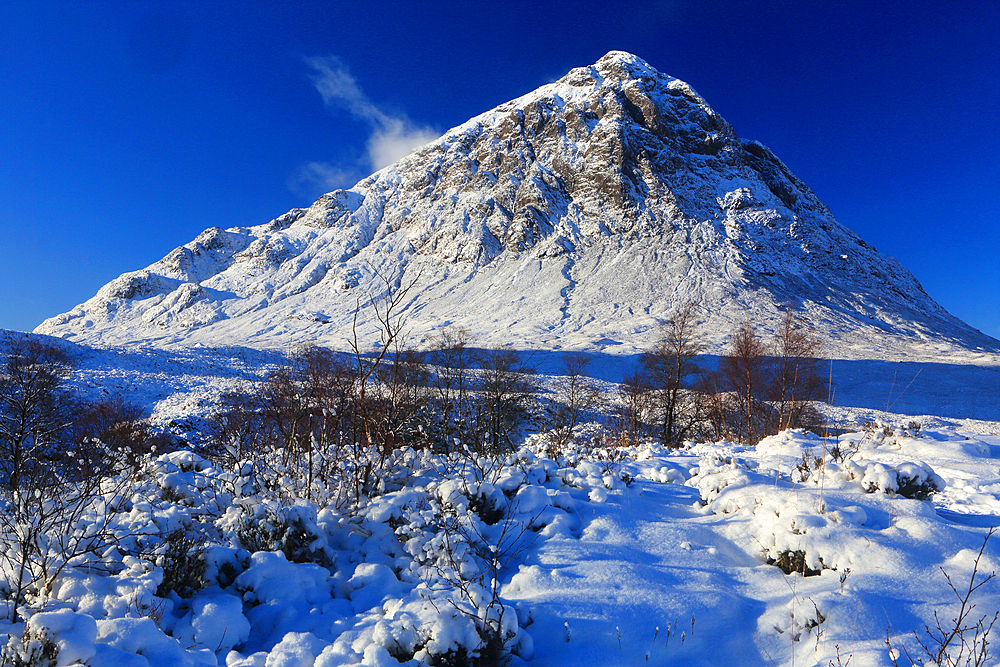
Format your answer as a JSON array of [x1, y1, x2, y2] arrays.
[[1, 327, 998, 667]]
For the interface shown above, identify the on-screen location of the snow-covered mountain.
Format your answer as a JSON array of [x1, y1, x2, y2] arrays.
[[35, 52, 998, 359]]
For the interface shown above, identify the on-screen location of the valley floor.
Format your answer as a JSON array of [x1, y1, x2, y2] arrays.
[[1, 333, 998, 667]]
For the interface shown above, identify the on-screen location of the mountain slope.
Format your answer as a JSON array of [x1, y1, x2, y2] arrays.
[[36, 52, 998, 359]]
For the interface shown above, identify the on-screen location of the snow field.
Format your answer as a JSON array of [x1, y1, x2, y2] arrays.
[[1, 422, 997, 667]]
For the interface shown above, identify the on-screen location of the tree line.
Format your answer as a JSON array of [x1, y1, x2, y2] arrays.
[[0, 305, 827, 498]]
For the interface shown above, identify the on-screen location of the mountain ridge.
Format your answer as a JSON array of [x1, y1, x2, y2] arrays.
[[35, 51, 999, 360]]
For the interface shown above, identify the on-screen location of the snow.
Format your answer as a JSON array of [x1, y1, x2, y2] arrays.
[[32, 54, 999, 360], [3, 48, 999, 667], [26, 609, 97, 667], [1, 389, 997, 667]]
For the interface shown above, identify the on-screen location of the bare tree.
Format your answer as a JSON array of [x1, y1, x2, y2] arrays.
[[719, 320, 773, 445], [475, 349, 536, 455], [641, 302, 705, 447], [0, 339, 76, 492], [351, 265, 421, 458], [208, 388, 266, 467], [771, 309, 825, 432], [694, 368, 731, 442], [373, 344, 430, 451], [0, 340, 132, 618], [611, 370, 652, 446], [548, 352, 601, 450], [426, 326, 477, 450]]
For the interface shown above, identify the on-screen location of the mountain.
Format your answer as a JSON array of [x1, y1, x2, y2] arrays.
[[35, 52, 998, 360]]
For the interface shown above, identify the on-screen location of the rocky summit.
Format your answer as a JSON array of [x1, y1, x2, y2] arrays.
[[35, 52, 997, 359]]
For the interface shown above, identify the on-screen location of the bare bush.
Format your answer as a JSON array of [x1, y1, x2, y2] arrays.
[[430, 493, 537, 666], [0, 341, 136, 619], [207, 389, 267, 469], [547, 353, 601, 454], [72, 395, 151, 472], [0, 446, 132, 619], [694, 368, 732, 442], [888, 527, 998, 667]]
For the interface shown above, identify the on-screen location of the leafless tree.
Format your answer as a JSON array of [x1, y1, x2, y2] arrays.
[[426, 326, 477, 450], [548, 352, 601, 451], [351, 265, 421, 459], [641, 302, 705, 447], [475, 349, 536, 455], [719, 320, 773, 446], [694, 368, 732, 442], [0, 340, 132, 619], [0, 339, 76, 492], [611, 370, 652, 446], [373, 344, 430, 451], [208, 388, 266, 468], [771, 309, 825, 432]]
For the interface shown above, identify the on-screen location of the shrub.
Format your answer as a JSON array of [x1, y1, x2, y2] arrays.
[[769, 550, 822, 577], [0, 626, 59, 667], [888, 528, 998, 667], [72, 395, 152, 472], [235, 508, 329, 565], [155, 531, 207, 599]]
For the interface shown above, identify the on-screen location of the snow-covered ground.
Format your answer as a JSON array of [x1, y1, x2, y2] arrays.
[[1, 329, 998, 667], [2, 420, 998, 667]]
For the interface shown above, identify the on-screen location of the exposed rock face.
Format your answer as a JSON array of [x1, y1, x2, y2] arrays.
[[36, 52, 997, 358]]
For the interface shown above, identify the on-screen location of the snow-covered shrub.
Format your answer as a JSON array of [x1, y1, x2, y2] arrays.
[[893, 462, 944, 500], [769, 550, 821, 576], [1, 609, 96, 667], [155, 530, 207, 599], [71, 395, 154, 474], [0, 470, 134, 619], [232, 503, 330, 565], [685, 453, 749, 507], [1, 627, 59, 667], [844, 460, 944, 499], [234, 511, 285, 555], [234, 550, 333, 608]]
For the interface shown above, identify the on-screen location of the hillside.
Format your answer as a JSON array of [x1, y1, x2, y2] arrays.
[[35, 52, 998, 361]]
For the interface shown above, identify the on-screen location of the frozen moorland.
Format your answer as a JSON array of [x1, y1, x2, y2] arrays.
[[1, 330, 998, 667]]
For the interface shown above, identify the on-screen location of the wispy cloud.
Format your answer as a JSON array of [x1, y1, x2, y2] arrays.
[[306, 56, 439, 172], [287, 161, 358, 199]]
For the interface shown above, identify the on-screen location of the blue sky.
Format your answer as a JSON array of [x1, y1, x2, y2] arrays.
[[2, 1, 998, 339]]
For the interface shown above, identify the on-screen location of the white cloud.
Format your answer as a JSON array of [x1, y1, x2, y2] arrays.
[[288, 161, 358, 198], [306, 56, 439, 172], [367, 119, 441, 173]]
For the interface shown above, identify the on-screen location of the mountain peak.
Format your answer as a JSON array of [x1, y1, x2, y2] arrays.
[[595, 49, 656, 72], [593, 50, 674, 83]]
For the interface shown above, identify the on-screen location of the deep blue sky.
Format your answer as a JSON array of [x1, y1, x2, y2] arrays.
[[2, 1, 998, 339]]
